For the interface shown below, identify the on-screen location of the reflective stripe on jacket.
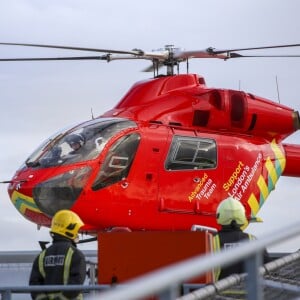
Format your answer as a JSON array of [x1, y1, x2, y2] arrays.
[[213, 229, 255, 281], [38, 246, 75, 284], [36, 247, 83, 300], [29, 236, 86, 300]]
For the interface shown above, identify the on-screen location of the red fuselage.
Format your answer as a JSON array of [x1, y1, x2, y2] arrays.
[[7, 74, 300, 232]]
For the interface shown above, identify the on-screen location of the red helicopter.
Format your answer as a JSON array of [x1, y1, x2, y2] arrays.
[[2, 42, 300, 234]]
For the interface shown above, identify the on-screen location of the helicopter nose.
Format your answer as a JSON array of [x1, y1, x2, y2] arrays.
[[32, 166, 92, 217]]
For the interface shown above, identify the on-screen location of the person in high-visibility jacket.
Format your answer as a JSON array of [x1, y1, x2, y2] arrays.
[[29, 210, 86, 300], [213, 196, 269, 281]]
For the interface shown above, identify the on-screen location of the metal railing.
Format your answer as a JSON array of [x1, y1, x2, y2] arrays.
[[179, 250, 300, 299], [0, 284, 109, 300]]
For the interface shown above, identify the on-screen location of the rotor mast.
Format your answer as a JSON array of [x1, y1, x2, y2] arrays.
[[164, 44, 181, 76]]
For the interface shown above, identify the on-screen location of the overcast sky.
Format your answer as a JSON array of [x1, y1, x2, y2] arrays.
[[0, 0, 300, 252]]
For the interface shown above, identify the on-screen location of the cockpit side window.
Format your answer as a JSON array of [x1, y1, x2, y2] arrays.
[[92, 133, 140, 190], [165, 136, 217, 170]]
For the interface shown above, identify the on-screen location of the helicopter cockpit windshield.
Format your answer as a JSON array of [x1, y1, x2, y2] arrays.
[[24, 118, 138, 168]]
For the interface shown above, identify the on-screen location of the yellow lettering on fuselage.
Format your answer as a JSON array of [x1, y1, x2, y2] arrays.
[[223, 161, 244, 192], [188, 173, 208, 202]]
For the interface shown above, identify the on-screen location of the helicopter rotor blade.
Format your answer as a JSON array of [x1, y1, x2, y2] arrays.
[[1, 42, 300, 60], [0, 56, 110, 62], [1, 42, 300, 75], [1, 53, 300, 62], [209, 43, 300, 55], [0, 42, 142, 56], [229, 53, 300, 58], [173, 49, 228, 60], [142, 64, 161, 72]]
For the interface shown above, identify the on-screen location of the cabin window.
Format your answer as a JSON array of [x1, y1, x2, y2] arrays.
[[92, 133, 140, 190], [165, 136, 216, 170]]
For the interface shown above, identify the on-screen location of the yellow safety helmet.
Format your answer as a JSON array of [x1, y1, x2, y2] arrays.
[[50, 210, 84, 240], [216, 197, 247, 226]]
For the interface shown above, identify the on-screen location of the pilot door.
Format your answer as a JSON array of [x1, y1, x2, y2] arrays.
[[91, 125, 169, 221]]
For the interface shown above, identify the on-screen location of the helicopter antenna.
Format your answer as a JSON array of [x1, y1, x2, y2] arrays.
[[152, 60, 155, 77], [91, 107, 95, 119], [275, 75, 281, 103]]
